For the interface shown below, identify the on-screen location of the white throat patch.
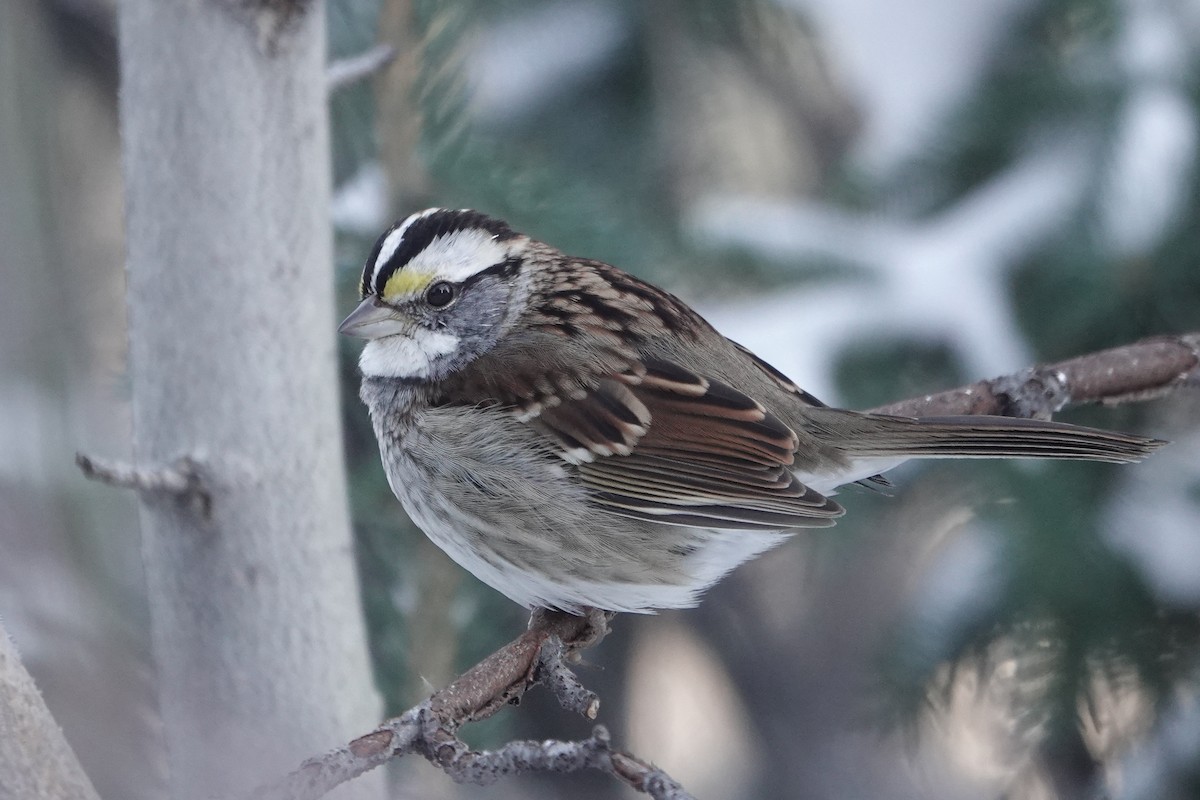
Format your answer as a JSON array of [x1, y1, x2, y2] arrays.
[[359, 328, 461, 379]]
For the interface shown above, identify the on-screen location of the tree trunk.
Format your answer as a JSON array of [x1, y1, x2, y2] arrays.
[[118, 2, 383, 797]]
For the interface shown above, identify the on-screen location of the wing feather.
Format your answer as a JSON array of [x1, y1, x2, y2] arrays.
[[529, 357, 842, 528]]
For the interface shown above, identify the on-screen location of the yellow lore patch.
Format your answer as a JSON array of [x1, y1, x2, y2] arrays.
[[382, 269, 434, 301]]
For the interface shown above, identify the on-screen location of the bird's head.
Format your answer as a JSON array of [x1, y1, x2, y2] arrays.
[[339, 208, 531, 381]]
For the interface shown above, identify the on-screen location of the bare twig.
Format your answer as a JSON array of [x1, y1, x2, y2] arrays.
[[244, 705, 424, 800], [868, 332, 1200, 418], [611, 749, 695, 800], [536, 637, 600, 720], [424, 723, 694, 800], [75, 452, 211, 516], [424, 721, 614, 786], [327, 44, 397, 92], [428, 611, 590, 724], [244, 611, 692, 800]]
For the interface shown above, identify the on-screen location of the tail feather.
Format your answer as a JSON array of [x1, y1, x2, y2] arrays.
[[806, 410, 1167, 465]]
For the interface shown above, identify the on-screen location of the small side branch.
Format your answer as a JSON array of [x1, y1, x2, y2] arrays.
[[245, 611, 693, 800], [245, 705, 424, 800], [327, 44, 397, 92], [537, 637, 600, 719], [76, 453, 211, 517], [422, 723, 693, 800], [611, 749, 695, 800], [868, 332, 1200, 418]]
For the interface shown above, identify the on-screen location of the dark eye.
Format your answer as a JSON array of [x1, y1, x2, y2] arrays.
[[425, 281, 457, 308]]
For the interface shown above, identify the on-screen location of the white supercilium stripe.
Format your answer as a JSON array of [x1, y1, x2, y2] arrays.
[[370, 207, 443, 285], [403, 228, 511, 284]]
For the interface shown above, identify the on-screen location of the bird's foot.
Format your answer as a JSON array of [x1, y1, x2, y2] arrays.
[[527, 606, 615, 656]]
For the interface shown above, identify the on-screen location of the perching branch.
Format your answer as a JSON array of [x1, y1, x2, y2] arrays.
[[245, 332, 1197, 800], [245, 611, 693, 800], [867, 332, 1200, 418]]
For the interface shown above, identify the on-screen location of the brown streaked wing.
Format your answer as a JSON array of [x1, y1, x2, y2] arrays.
[[724, 340, 895, 489], [533, 379, 650, 461], [727, 338, 828, 408], [532, 358, 843, 529], [633, 360, 800, 466]]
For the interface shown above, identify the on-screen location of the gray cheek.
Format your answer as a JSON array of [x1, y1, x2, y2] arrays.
[[448, 287, 506, 342], [421, 281, 509, 377]]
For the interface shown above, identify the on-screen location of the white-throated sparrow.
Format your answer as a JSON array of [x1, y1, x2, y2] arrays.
[[340, 208, 1164, 614]]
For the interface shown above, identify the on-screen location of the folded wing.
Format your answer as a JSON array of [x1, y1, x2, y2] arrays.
[[532, 359, 843, 530]]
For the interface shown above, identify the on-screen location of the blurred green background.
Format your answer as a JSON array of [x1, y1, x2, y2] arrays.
[[3, 0, 1199, 798]]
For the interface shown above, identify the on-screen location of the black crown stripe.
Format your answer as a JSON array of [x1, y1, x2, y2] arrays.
[[364, 209, 518, 297]]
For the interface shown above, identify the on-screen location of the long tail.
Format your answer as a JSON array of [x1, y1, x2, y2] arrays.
[[805, 409, 1167, 464]]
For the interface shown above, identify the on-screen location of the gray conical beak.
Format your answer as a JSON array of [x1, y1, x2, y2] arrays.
[[338, 297, 407, 339]]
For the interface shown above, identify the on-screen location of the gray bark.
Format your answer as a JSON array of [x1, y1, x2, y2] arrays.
[[118, 2, 383, 798], [0, 623, 101, 800]]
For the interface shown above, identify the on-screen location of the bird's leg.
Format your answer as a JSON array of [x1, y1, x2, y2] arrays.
[[527, 606, 615, 654], [578, 606, 615, 649]]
